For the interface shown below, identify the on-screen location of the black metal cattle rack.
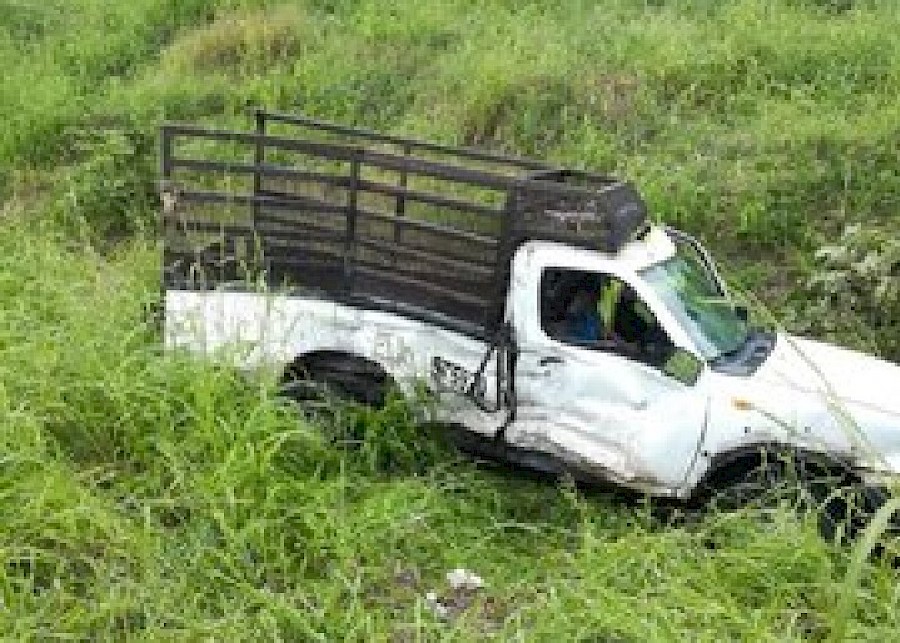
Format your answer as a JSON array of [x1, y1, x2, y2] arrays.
[[160, 109, 648, 338]]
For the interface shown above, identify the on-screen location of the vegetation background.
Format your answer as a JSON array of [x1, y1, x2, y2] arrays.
[[0, 0, 897, 639]]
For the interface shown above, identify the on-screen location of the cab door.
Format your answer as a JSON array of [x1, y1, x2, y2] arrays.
[[508, 260, 709, 495]]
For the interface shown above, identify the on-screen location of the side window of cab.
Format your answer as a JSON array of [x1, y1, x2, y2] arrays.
[[539, 268, 676, 371]]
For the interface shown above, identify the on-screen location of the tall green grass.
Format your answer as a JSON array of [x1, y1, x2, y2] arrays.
[[1, 0, 899, 638], [3, 0, 898, 246], [3, 0, 896, 350], [0, 204, 897, 639]]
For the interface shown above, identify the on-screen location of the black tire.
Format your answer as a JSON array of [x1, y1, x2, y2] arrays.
[[280, 353, 393, 409], [704, 451, 850, 538], [703, 452, 900, 552], [818, 484, 900, 551]]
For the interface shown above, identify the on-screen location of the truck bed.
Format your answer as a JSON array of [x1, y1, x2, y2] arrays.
[[160, 110, 647, 338]]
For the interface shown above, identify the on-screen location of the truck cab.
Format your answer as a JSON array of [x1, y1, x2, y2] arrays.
[[488, 228, 899, 498], [500, 228, 714, 496]]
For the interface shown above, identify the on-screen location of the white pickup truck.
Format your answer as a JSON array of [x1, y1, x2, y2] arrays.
[[161, 110, 900, 515]]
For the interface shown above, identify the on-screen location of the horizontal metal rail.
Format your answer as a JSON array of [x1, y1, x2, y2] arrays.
[[254, 213, 495, 271], [162, 219, 255, 236], [352, 264, 491, 308], [253, 108, 553, 172], [162, 124, 358, 161], [354, 177, 503, 218], [166, 188, 349, 216], [262, 254, 492, 309], [353, 236, 495, 277], [354, 206, 497, 247], [170, 158, 353, 190], [165, 211, 496, 272], [170, 157, 505, 218], [166, 188, 501, 252], [162, 124, 619, 199]]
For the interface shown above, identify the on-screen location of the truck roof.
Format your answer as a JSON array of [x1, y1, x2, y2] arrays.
[[160, 110, 649, 338], [522, 226, 677, 275]]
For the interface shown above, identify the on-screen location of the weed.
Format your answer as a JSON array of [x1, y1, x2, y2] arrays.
[[1, 0, 899, 638]]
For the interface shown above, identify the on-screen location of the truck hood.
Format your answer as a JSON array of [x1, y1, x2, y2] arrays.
[[755, 334, 900, 417], [747, 334, 900, 473]]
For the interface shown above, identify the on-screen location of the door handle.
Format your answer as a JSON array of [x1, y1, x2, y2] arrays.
[[538, 355, 564, 367]]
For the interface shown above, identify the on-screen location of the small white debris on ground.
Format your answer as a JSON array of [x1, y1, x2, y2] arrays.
[[446, 567, 484, 591], [424, 590, 449, 619], [423, 568, 486, 620]]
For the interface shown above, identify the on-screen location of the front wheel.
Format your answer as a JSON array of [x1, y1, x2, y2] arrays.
[[704, 452, 899, 549], [704, 452, 850, 537]]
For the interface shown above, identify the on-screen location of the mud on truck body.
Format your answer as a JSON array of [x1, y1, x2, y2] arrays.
[[161, 110, 900, 522]]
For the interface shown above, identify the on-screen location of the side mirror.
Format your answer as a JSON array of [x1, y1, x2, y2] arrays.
[[662, 347, 704, 386]]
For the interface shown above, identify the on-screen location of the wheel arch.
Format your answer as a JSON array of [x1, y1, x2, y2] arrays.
[[281, 350, 398, 407], [689, 441, 858, 503]]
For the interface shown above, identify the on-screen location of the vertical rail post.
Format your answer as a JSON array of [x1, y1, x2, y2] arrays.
[[160, 125, 173, 183], [394, 142, 411, 244], [252, 110, 266, 283], [159, 126, 177, 258], [344, 150, 361, 294], [491, 185, 520, 425], [492, 183, 518, 330], [159, 125, 174, 292], [253, 110, 266, 233]]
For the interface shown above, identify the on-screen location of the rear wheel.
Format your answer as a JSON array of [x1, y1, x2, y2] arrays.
[[280, 353, 393, 408], [278, 353, 399, 451]]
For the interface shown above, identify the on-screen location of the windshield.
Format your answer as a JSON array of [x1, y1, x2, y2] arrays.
[[639, 248, 748, 361]]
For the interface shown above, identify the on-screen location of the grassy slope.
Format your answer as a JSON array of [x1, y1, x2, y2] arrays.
[[1, 0, 898, 638]]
